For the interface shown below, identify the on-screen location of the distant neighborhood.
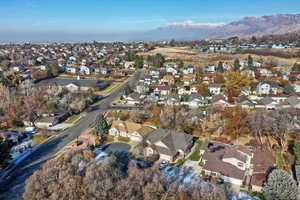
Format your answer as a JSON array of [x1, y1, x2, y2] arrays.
[[1, 37, 300, 200]]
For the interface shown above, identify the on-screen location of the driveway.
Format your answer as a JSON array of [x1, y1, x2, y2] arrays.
[[102, 142, 131, 154]]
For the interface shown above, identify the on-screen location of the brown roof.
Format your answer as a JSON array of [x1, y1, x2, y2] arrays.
[[162, 75, 174, 81], [203, 158, 245, 180], [201, 141, 252, 180], [154, 85, 170, 91], [250, 150, 276, 187], [182, 74, 196, 82]]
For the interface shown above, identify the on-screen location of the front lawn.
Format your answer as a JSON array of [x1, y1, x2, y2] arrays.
[[188, 140, 202, 161], [196, 139, 203, 146], [275, 151, 284, 170], [65, 114, 81, 124], [102, 135, 114, 144], [188, 150, 201, 161], [117, 136, 130, 143], [175, 158, 187, 166]]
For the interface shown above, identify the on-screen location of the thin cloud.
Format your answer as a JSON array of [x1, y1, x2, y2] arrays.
[[164, 20, 225, 27]]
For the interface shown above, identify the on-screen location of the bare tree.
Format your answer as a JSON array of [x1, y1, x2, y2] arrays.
[[24, 150, 226, 200]]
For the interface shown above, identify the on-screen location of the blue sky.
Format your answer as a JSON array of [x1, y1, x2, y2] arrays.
[[0, 0, 300, 34]]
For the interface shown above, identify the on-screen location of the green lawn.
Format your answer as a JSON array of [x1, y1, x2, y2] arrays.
[[175, 158, 187, 166], [188, 150, 201, 161], [196, 139, 203, 146], [188, 140, 202, 161], [102, 135, 114, 144], [275, 151, 284, 170], [65, 114, 81, 124], [117, 136, 130, 143]]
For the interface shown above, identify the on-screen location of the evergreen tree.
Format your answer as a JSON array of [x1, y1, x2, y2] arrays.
[[178, 60, 184, 69], [233, 58, 241, 72], [134, 56, 143, 69], [262, 169, 298, 200], [217, 61, 224, 72], [292, 62, 300, 71], [95, 114, 109, 136], [248, 55, 253, 67]]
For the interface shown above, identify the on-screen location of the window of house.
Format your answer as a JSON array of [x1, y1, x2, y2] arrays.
[[238, 162, 244, 167], [211, 172, 217, 176]]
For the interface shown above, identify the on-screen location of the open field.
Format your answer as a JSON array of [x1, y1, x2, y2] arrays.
[[139, 47, 234, 66], [139, 47, 300, 69]]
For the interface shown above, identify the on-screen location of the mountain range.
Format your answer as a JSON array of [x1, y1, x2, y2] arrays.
[[139, 13, 300, 41]]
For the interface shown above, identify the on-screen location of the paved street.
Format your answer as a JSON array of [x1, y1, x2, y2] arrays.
[[0, 70, 144, 200]]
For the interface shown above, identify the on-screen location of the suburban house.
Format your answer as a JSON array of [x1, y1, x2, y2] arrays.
[[256, 82, 279, 95], [153, 86, 171, 96], [161, 75, 175, 85], [200, 141, 253, 186], [204, 65, 216, 73], [109, 120, 155, 142], [144, 129, 194, 162], [123, 92, 143, 105], [135, 84, 150, 94], [80, 65, 92, 75], [178, 86, 191, 95], [66, 66, 79, 74], [236, 96, 255, 108], [183, 66, 194, 74], [149, 69, 160, 77], [187, 94, 208, 108], [292, 84, 300, 93], [257, 68, 274, 77], [182, 74, 196, 86], [260, 97, 279, 110], [286, 96, 300, 109], [250, 150, 276, 192], [37, 78, 109, 92], [124, 61, 135, 69], [208, 85, 223, 95], [33, 112, 69, 128], [164, 63, 178, 75]]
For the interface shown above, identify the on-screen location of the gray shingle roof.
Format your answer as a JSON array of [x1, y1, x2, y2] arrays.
[[286, 96, 300, 106], [261, 97, 276, 105], [146, 129, 194, 156]]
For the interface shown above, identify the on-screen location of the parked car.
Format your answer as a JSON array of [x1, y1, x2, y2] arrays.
[[159, 160, 169, 169]]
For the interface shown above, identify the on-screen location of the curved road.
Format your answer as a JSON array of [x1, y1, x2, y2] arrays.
[[0, 69, 144, 200]]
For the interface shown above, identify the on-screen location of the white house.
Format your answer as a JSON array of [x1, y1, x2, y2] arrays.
[[80, 66, 92, 75], [208, 85, 223, 95], [109, 121, 155, 142], [124, 61, 135, 69], [183, 66, 194, 74], [204, 65, 216, 74], [256, 82, 279, 95]]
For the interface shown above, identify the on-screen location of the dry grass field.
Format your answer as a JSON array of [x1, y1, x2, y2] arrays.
[[139, 47, 234, 66], [139, 46, 300, 69]]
